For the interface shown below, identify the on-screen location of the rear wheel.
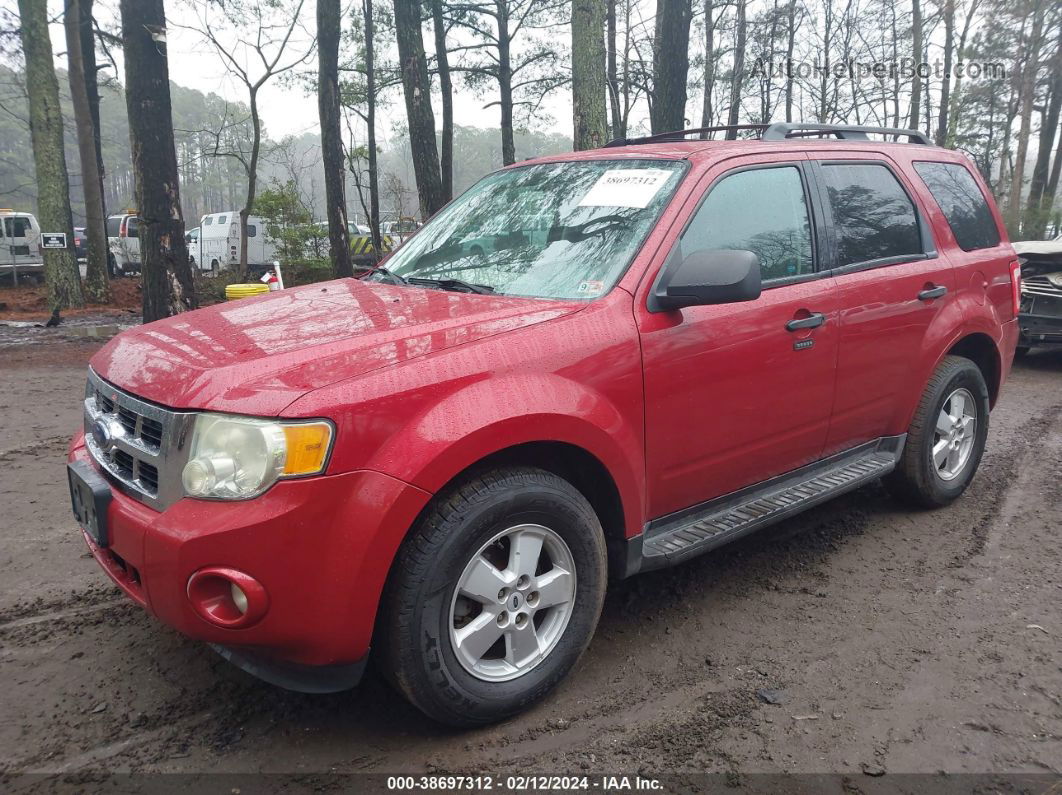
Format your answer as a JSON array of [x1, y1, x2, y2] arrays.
[[886, 355, 990, 508], [378, 467, 607, 727]]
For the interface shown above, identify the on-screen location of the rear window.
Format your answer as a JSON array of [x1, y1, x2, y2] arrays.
[[913, 161, 1000, 251], [218, 215, 227, 225], [126, 217, 139, 238], [247, 224, 257, 238], [820, 163, 923, 267], [4, 217, 31, 237], [106, 217, 121, 236]]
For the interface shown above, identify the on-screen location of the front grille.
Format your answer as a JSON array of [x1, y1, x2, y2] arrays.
[[84, 369, 195, 510], [1021, 275, 1062, 299]]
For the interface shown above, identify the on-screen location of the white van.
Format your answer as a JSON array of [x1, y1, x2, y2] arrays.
[[196, 212, 277, 273], [0, 209, 43, 282], [106, 213, 141, 274]]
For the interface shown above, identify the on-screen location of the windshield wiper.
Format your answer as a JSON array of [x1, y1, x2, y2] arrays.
[[408, 277, 495, 295], [364, 265, 408, 285]]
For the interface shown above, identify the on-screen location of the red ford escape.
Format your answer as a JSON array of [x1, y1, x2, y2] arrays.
[[68, 123, 1020, 727]]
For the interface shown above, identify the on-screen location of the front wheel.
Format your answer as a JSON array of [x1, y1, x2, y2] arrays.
[[378, 467, 607, 727], [886, 355, 990, 508]]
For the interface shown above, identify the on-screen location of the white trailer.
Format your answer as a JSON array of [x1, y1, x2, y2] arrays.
[[195, 212, 277, 273]]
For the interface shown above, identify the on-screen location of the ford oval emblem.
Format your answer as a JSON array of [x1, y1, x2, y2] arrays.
[[91, 419, 112, 451]]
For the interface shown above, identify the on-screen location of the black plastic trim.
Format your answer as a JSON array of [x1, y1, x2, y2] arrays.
[[211, 644, 368, 694]]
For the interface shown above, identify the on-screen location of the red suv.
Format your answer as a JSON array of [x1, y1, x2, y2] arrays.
[[68, 123, 1020, 727]]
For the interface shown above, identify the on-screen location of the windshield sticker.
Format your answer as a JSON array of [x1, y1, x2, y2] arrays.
[[577, 280, 605, 296], [577, 168, 673, 209]]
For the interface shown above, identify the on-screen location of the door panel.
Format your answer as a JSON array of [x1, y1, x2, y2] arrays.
[[640, 158, 839, 519]]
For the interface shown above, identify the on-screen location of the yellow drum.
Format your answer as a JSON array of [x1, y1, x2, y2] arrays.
[[225, 283, 270, 301]]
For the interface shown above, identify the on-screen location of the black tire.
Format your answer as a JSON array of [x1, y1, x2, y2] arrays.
[[885, 355, 990, 508], [377, 466, 607, 727]]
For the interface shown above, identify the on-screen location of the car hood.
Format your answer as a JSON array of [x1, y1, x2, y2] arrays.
[[90, 279, 581, 415]]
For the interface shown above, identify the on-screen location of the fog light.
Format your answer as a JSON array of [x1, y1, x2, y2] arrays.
[[186, 567, 268, 628]]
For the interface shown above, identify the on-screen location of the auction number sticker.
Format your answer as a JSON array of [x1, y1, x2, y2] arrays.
[[578, 168, 673, 209]]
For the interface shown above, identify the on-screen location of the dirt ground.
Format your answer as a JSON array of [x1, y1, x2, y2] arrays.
[[0, 332, 1059, 784]]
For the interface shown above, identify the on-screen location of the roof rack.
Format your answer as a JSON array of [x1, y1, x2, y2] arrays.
[[603, 122, 933, 148], [761, 122, 932, 144], [603, 124, 769, 147]]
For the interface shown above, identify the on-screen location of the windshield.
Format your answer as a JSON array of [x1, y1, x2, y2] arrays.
[[377, 159, 686, 300]]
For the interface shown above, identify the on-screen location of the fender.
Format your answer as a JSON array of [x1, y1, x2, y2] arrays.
[[892, 296, 1006, 432], [364, 372, 646, 540]]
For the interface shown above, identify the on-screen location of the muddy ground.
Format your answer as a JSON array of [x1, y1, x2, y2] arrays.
[[0, 331, 1059, 784]]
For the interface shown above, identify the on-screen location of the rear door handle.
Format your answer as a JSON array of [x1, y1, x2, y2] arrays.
[[785, 312, 826, 332], [918, 285, 948, 300]]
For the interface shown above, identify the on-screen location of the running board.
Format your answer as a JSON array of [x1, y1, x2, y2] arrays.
[[633, 436, 905, 573]]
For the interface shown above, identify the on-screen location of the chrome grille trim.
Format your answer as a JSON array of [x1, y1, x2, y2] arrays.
[[1021, 275, 1062, 299], [84, 368, 196, 511]]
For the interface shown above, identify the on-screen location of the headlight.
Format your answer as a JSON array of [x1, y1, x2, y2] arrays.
[[181, 414, 334, 500], [1047, 272, 1062, 289]]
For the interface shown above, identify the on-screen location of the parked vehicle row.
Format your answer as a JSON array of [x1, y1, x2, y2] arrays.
[[68, 122, 1021, 728]]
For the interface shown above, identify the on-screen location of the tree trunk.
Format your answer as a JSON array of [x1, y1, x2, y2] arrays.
[[1024, 24, 1062, 236], [725, 0, 747, 138], [572, 0, 607, 150], [317, 0, 353, 278], [1007, 0, 1046, 225], [65, 0, 110, 303], [496, 0, 516, 165], [241, 90, 263, 275], [935, 0, 954, 145], [393, 0, 445, 216], [431, 0, 453, 202], [784, 1, 796, 123], [650, 0, 692, 134], [119, 0, 195, 322], [365, 0, 382, 255], [945, 0, 980, 147], [17, 0, 84, 313], [700, 0, 715, 134], [908, 0, 922, 131], [606, 0, 621, 138], [1044, 117, 1062, 219], [78, 0, 107, 236]]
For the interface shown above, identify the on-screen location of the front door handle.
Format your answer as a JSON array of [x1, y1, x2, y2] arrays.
[[918, 285, 948, 300], [785, 312, 826, 332]]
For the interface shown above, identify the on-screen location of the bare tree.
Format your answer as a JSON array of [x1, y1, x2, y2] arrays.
[[446, 0, 569, 165], [909, 0, 923, 130], [1007, 0, 1047, 225], [120, 0, 195, 321], [176, 0, 316, 275], [318, 0, 353, 277], [64, 0, 109, 302], [17, 0, 83, 314]]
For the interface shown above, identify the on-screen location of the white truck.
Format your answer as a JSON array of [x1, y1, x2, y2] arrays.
[[106, 212, 141, 275], [195, 212, 277, 273], [0, 209, 43, 283]]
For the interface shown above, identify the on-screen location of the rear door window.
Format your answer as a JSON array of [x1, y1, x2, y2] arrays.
[[913, 161, 1000, 251], [106, 217, 121, 236], [820, 164, 923, 267], [5, 217, 31, 238], [681, 165, 815, 282], [126, 217, 139, 238], [247, 224, 257, 238]]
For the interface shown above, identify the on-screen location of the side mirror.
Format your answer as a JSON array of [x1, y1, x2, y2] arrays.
[[649, 248, 762, 312]]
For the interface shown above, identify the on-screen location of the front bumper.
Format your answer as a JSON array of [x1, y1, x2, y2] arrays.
[[1019, 312, 1062, 346], [69, 436, 432, 681]]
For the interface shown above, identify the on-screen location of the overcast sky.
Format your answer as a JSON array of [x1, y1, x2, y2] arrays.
[[27, 0, 581, 148]]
